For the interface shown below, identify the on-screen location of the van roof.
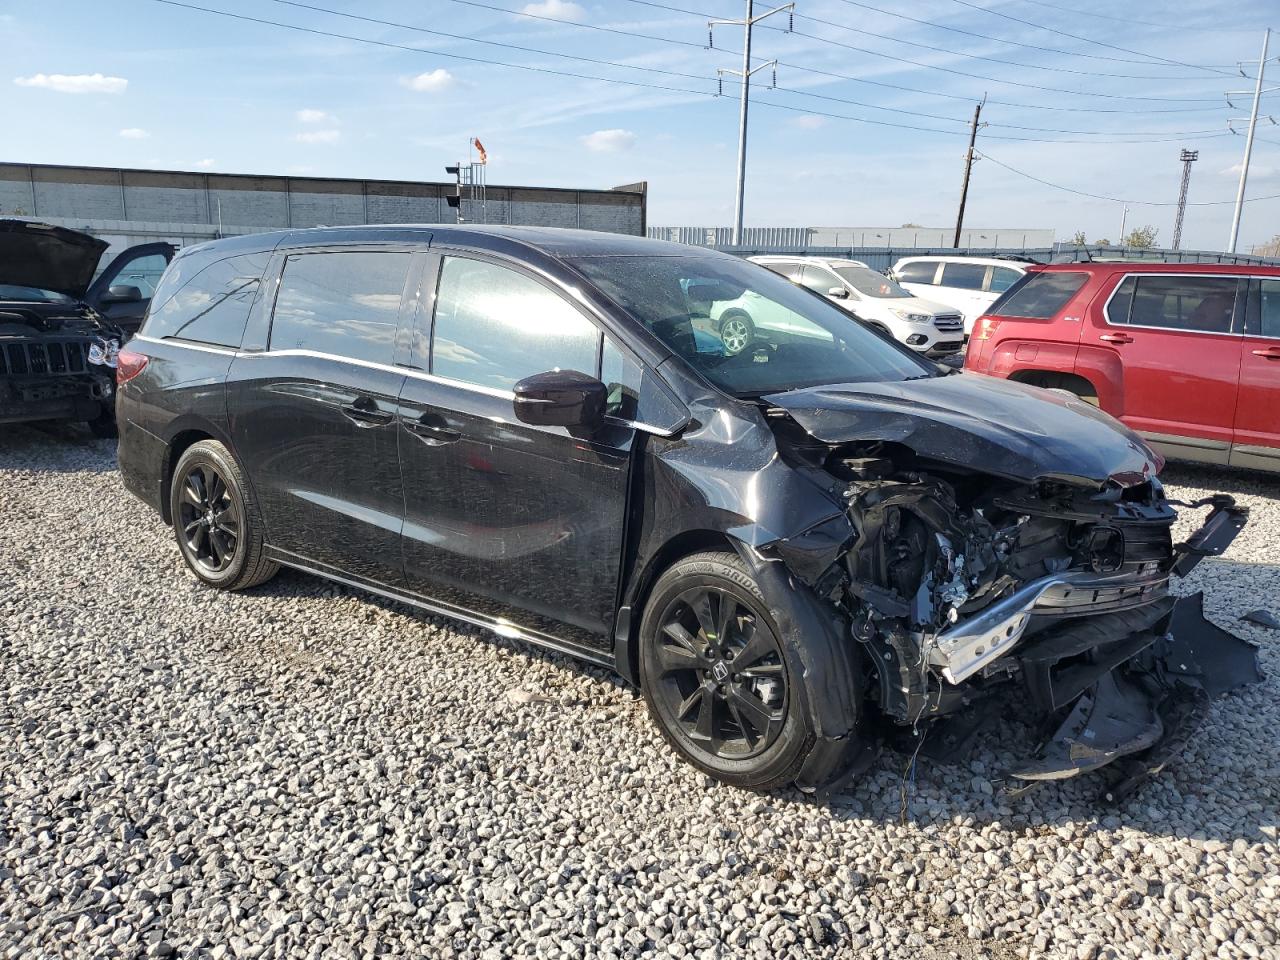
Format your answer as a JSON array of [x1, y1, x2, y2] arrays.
[[1030, 260, 1280, 277], [176, 224, 725, 262]]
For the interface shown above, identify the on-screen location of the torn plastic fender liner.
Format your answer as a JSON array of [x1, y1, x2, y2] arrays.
[[734, 543, 869, 790], [1171, 496, 1249, 576]]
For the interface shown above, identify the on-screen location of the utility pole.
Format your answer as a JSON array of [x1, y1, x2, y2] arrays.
[[1227, 28, 1271, 253], [1119, 204, 1129, 247], [709, 1, 794, 246], [1171, 149, 1198, 251], [952, 96, 986, 249]]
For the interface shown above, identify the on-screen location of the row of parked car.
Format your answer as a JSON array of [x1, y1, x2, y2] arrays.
[[1, 219, 1276, 474]]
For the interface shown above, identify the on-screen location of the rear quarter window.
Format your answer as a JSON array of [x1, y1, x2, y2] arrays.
[[143, 251, 271, 348], [895, 261, 937, 284], [989, 271, 1088, 319]]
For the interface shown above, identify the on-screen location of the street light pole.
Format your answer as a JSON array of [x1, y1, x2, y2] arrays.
[[709, 1, 794, 246], [1227, 28, 1271, 254]]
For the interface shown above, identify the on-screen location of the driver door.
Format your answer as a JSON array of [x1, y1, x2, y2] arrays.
[[86, 242, 176, 336], [396, 252, 638, 653]]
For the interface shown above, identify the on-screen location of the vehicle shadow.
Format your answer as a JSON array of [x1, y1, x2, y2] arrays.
[[0, 422, 117, 473]]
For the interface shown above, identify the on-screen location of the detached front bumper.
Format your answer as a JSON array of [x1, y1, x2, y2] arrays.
[[991, 497, 1264, 795]]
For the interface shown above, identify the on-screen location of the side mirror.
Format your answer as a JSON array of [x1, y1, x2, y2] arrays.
[[101, 284, 143, 304], [513, 369, 607, 430], [827, 287, 849, 299]]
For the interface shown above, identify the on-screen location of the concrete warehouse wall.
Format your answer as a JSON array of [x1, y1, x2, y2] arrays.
[[0, 163, 647, 253]]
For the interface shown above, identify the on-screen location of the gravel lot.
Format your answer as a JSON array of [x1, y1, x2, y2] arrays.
[[2, 424, 1277, 960]]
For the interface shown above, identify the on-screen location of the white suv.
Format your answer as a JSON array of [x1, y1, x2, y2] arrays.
[[890, 256, 1030, 335], [745, 256, 964, 357]]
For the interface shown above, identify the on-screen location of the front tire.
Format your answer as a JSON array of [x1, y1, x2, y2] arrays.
[[169, 440, 278, 591], [717, 311, 755, 356], [639, 551, 813, 789]]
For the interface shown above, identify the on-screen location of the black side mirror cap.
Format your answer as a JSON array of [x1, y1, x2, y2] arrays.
[[513, 369, 607, 429], [101, 284, 143, 304]]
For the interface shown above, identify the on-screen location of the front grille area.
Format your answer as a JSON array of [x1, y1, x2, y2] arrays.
[[0, 339, 91, 378], [933, 314, 964, 332]]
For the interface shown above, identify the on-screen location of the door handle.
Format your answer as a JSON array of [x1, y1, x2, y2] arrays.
[[1099, 332, 1134, 344], [340, 397, 394, 427], [404, 416, 462, 446], [1252, 346, 1280, 360]]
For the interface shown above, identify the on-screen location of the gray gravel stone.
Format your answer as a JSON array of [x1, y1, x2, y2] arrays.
[[1, 427, 1278, 960]]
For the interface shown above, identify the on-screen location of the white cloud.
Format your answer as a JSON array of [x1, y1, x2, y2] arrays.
[[118, 127, 150, 140], [791, 115, 826, 130], [295, 129, 341, 144], [582, 128, 637, 153], [14, 72, 127, 94], [1221, 161, 1278, 180], [296, 108, 334, 124], [521, 0, 585, 19], [402, 69, 454, 93], [194, 158, 216, 169]]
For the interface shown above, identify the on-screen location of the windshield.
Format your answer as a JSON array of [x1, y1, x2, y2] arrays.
[[0, 284, 74, 304], [831, 265, 911, 299], [569, 255, 932, 396]]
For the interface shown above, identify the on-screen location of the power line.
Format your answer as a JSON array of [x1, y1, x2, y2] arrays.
[[430, 0, 1231, 113], [938, 0, 1238, 77], [221, 0, 1235, 138], [1007, 0, 1217, 31], [620, 0, 1231, 102], [791, 10, 1231, 82], [137, 0, 1236, 145], [976, 150, 1280, 205]]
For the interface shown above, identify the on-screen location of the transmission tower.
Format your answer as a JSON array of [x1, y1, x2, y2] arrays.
[[1171, 149, 1198, 251]]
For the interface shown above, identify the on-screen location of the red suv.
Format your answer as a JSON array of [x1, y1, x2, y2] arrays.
[[964, 261, 1280, 473]]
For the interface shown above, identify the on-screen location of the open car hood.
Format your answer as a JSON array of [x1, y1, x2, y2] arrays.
[[0, 220, 109, 300], [763, 372, 1161, 486]]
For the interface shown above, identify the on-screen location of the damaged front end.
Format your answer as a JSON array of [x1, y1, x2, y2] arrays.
[[760, 380, 1264, 798]]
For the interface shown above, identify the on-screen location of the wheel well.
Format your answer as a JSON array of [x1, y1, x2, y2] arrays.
[[1008, 369, 1099, 404], [617, 529, 737, 684], [160, 430, 215, 524], [718, 308, 752, 327]]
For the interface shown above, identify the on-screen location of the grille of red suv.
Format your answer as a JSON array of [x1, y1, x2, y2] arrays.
[[0, 339, 91, 378]]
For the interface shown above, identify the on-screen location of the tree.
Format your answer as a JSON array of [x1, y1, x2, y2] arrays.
[[1254, 234, 1280, 258], [1123, 225, 1159, 249], [1095, 238, 1112, 247], [1071, 230, 1087, 246]]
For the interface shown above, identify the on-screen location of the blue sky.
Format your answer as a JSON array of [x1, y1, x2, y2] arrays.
[[4, 0, 1279, 250]]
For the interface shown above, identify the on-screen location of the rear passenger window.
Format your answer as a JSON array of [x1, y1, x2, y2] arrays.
[[940, 262, 987, 291], [896, 261, 936, 284], [270, 251, 411, 364], [990, 271, 1088, 319], [989, 267, 1022, 293], [1108, 275, 1240, 334], [144, 252, 270, 348], [1258, 279, 1280, 337], [431, 257, 600, 392]]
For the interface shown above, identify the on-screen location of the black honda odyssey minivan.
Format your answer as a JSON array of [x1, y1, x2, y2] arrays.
[[117, 225, 1256, 795]]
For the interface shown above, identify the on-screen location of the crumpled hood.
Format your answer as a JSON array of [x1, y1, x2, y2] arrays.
[[0, 219, 108, 300], [763, 372, 1161, 485]]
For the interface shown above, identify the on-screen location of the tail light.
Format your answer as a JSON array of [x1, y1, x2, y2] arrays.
[[974, 316, 999, 340], [116, 349, 150, 386]]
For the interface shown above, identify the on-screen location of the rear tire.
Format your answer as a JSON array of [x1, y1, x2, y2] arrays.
[[169, 440, 278, 591], [639, 551, 813, 789]]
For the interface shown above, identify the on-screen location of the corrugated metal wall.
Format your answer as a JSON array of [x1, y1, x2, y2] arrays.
[[650, 226, 1058, 249], [0, 163, 647, 253]]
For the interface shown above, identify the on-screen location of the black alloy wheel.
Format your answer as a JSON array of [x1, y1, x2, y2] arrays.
[[177, 462, 241, 574], [651, 585, 788, 760]]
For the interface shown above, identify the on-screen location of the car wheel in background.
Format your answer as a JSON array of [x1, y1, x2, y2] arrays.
[[87, 409, 118, 439], [718, 311, 755, 356], [169, 440, 278, 591], [639, 551, 813, 789]]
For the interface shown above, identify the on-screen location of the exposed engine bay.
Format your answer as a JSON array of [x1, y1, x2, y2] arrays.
[[760, 392, 1264, 799]]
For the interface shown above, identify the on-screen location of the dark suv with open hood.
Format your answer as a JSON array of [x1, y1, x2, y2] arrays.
[[115, 226, 1261, 797], [0, 219, 173, 435]]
